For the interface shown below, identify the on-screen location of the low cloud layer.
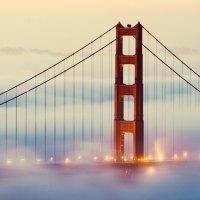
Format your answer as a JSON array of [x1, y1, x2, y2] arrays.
[[171, 48, 200, 55], [0, 162, 200, 200], [0, 47, 68, 57]]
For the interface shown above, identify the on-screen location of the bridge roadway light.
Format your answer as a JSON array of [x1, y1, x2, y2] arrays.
[[49, 157, 54, 162], [173, 154, 178, 161], [147, 167, 155, 175], [93, 156, 98, 161], [183, 151, 188, 159], [6, 159, 12, 166], [64, 157, 70, 164], [77, 155, 82, 160]]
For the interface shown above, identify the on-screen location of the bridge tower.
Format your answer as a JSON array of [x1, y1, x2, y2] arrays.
[[114, 22, 143, 161]]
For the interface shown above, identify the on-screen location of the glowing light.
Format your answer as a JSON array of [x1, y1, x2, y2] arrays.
[[64, 158, 70, 164], [183, 151, 188, 159], [124, 157, 127, 161], [20, 158, 25, 162], [36, 158, 41, 163], [147, 167, 155, 175], [157, 153, 164, 161], [130, 156, 134, 160], [104, 155, 113, 162], [93, 156, 98, 161], [6, 159, 12, 165], [77, 155, 82, 160], [173, 154, 178, 160], [148, 155, 152, 160], [49, 157, 54, 162]]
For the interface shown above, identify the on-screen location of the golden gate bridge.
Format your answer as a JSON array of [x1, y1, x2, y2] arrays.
[[0, 22, 199, 165]]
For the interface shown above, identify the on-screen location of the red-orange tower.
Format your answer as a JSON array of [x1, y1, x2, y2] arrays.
[[114, 22, 143, 161]]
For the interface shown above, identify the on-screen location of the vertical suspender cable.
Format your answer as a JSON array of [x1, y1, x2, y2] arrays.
[[189, 69, 192, 156], [35, 78, 37, 160], [108, 34, 111, 155], [178, 64, 181, 153], [5, 91, 7, 159], [45, 72, 47, 161], [54, 66, 56, 163], [199, 76, 200, 106], [190, 70, 192, 107], [25, 82, 27, 157], [153, 53, 156, 156], [73, 55, 75, 158], [111, 41, 113, 157], [82, 49, 85, 152], [198, 75, 200, 110], [63, 61, 66, 160], [91, 43, 94, 154], [16, 87, 18, 157], [146, 33, 149, 157], [162, 60, 164, 155], [172, 57, 175, 158], [155, 41, 158, 155], [164, 48, 167, 158], [100, 38, 102, 155], [102, 44, 104, 155], [186, 67, 189, 153], [181, 63, 183, 152], [144, 46, 147, 158], [170, 55, 173, 158]]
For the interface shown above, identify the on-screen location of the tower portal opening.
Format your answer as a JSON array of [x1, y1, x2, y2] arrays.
[[124, 132, 134, 160]]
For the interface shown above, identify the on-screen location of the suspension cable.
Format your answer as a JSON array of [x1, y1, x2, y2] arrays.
[[73, 55, 75, 158], [91, 43, 94, 154], [110, 41, 113, 157], [5, 91, 7, 158], [15, 87, 18, 157], [155, 41, 158, 154], [82, 49, 85, 152], [142, 25, 200, 79], [25, 82, 27, 157], [100, 37, 103, 155], [109, 32, 112, 156], [164, 48, 167, 156], [0, 27, 136, 106], [0, 25, 117, 97], [146, 33, 149, 157], [63, 61, 66, 160], [142, 44, 200, 93], [35, 78, 37, 160], [172, 57, 175, 158], [54, 66, 57, 163], [44, 71, 47, 161]]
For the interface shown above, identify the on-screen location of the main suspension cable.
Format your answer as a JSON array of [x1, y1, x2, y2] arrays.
[[0, 25, 117, 97], [142, 25, 200, 80], [142, 44, 200, 93]]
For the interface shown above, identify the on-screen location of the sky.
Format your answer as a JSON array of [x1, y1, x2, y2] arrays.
[[0, 0, 199, 83]]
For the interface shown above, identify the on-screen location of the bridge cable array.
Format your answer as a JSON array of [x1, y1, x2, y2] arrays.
[[1, 23, 200, 163]]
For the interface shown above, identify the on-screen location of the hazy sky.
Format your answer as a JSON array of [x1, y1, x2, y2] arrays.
[[0, 0, 199, 83]]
